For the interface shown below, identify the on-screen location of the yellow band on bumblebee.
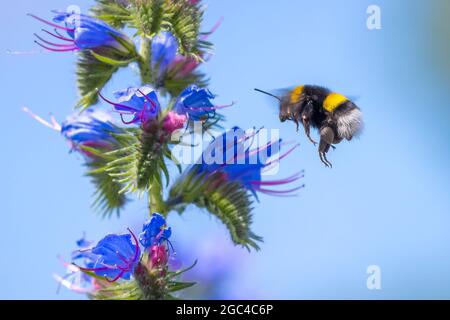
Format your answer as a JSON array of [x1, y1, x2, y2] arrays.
[[323, 92, 348, 112], [290, 85, 305, 104]]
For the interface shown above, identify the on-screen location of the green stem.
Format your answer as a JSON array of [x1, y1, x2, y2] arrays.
[[138, 35, 165, 216], [148, 179, 166, 217], [138, 35, 152, 84]]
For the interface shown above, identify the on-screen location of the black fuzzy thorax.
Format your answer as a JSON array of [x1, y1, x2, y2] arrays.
[[302, 85, 330, 130]]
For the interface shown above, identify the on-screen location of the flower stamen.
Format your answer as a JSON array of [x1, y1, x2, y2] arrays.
[[33, 33, 75, 47], [34, 41, 78, 52], [28, 13, 75, 32], [41, 28, 73, 42]]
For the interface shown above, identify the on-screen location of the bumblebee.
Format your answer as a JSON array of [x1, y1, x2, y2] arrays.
[[255, 85, 363, 167]]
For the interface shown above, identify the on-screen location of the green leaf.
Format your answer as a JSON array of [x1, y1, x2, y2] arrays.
[[76, 50, 120, 109], [90, 50, 136, 66], [86, 159, 128, 218], [93, 126, 173, 198], [76, 35, 136, 109], [167, 281, 196, 292], [90, 280, 143, 300], [91, 0, 133, 28], [167, 168, 262, 251], [167, 259, 198, 279], [129, 0, 205, 56], [159, 0, 204, 57]]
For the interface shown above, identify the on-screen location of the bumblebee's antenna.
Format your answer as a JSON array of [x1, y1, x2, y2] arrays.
[[254, 88, 282, 102]]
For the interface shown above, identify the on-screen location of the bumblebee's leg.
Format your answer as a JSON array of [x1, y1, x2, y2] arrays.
[[319, 126, 335, 168], [293, 117, 300, 132], [302, 116, 317, 145], [322, 145, 332, 167], [319, 144, 332, 168], [301, 101, 317, 145]]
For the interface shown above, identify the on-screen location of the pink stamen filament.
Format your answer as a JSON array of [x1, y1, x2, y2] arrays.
[[50, 115, 60, 128], [250, 171, 303, 186], [120, 114, 138, 124], [22, 107, 61, 131], [98, 92, 139, 112], [264, 144, 299, 167], [42, 28, 73, 41], [78, 263, 127, 283], [137, 89, 157, 110], [242, 141, 274, 160], [54, 28, 72, 39], [79, 266, 111, 272], [33, 33, 76, 47], [28, 13, 75, 32], [200, 16, 224, 41], [127, 228, 141, 266], [256, 184, 305, 195], [98, 91, 141, 122], [229, 137, 281, 165], [107, 270, 125, 283], [53, 274, 91, 294], [34, 41, 78, 52]]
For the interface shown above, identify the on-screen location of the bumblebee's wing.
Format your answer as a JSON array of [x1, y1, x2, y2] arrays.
[[272, 87, 292, 97], [347, 95, 360, 102]]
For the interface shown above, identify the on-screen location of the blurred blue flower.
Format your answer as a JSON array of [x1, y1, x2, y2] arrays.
[[30, 11, 132, 52], [78, 229, 140, 282], [71, 235, 97, 284], [61, 109, 118, 148], [174, 85, 231, 121], [196, 127, 303, 198], [172, 232, 257, 299], [54, 235, 98, 294], [23, 107, 118, 157], [72, 235, 96, 263], [151, 31, 178, 74], [99, 85, 160, 124], [139, 213, 172, 248]]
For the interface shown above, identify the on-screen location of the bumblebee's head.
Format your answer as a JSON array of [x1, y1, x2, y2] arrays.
[[279, 99, 292, 122]]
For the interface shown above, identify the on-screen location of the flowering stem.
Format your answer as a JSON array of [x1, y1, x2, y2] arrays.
[[137, 35, 165, 216], [148, 178, 166, 217], [138, 36, 152, 84]]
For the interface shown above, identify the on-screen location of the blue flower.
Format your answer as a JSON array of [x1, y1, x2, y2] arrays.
[[195, 127, 303, 198], [151, 31, 178, 74], [78, 229, 140, 282], [61, 109, 119, 148], [30, 11, 131, 53], [23, 107, 118, 156], [174, 85, 231, 121], [99, 85, 160, 124], [139, 213, 172, 248]]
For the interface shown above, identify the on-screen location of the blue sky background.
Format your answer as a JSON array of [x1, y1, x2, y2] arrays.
[[1, 0, 450, 299]]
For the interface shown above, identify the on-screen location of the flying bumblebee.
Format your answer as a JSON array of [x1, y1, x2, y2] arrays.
[[255, 85, 363, 167]]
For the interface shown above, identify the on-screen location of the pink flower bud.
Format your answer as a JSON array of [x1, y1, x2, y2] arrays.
[[162, 111, 187, 134], [150, 245, 168, 268]]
